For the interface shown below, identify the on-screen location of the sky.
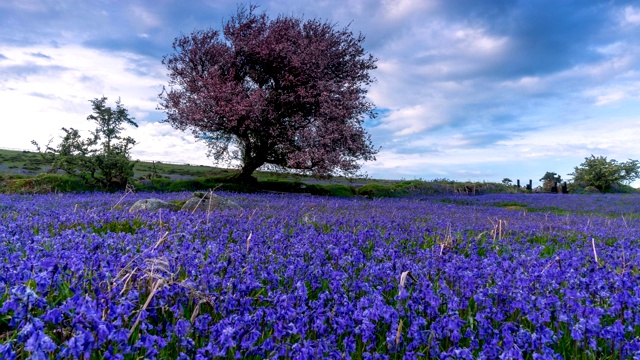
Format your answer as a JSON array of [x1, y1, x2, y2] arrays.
[[1, 0, 640, 187]]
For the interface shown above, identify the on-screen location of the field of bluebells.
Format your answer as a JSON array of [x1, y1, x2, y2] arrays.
[[1, 191, 640, 359]]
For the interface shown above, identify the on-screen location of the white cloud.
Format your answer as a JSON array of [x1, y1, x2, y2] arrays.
[[378, 104, 449, 136], [594, 92, 625, 106], [129, 5, 162, 29], [623, 6, 640, 25], [2, 0, 640, 187], [381, 0, 435, 20], [128, 122, 215, 165]]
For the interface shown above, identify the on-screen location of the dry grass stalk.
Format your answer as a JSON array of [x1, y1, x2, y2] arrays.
[[142, 256, 172, 283], [540, 256, 561, 275], [246, 231, 253, 253], [592, 237, 599, 265], [111, 184, 135, 211], [437, 223, 454, 256], [190, 300, 206, 323], [118, 267, 139, 296], [398, 270, 418, 296], [152, 231, 170, 250], [129, 278, 165, 339], [191, 193, 207, 215], [111, 232, 170, 293], [206, 190, 214, 224], [488, 217, 507, 242], [395, 319, 403, 346]]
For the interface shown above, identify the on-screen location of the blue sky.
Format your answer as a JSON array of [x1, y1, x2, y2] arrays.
[[1, 0, 640, 187]]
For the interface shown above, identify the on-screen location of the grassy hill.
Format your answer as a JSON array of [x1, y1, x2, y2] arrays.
[[0, 148, 518, 196], [0, 148, 366, 182]]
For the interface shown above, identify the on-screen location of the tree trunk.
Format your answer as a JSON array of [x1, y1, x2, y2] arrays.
[[229, 157, 263, 185]]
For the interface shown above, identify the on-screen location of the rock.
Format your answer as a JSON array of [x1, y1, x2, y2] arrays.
[[129, 198, 179, 212], [180, 192, 241, 212]]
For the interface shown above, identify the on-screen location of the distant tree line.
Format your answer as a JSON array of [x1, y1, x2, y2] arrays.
[[533, 155, 639, 193]]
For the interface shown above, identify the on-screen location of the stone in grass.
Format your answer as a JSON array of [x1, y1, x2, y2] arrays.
[[129, 198, 179, 212], [180, 192, 241, 212]]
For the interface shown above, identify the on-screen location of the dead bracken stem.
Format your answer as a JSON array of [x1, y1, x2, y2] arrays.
[[398, 270, 418, 296], [395, 319, 403, 346], [206, 189, 214, 224], [246, 231, 252, 253], [190, 300, 205, 324], [592, 237, 599, 265], [111, 232, 169, 292], [437, 223, 454, 256], [191, 194, 207, 215], [488, 217, 506, 242], [129, 278, 164, 339], [111, 184, 135, 211], [152, 231, 170, 250], [540, 256, 561, 275]]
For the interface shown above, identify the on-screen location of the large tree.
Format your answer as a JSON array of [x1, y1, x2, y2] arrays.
[[159, 5, 378, 183]]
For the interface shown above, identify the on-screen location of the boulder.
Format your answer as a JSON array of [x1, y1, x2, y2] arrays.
[[129, 198, 179, 212], [180, 192, 241, 212]]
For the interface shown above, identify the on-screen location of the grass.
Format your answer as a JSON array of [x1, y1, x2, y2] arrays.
[[0, 149, 51, 174], [4, 148, 612, 197]]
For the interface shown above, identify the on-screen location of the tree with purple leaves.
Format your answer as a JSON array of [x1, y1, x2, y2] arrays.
[[159, 5, 378, 184]]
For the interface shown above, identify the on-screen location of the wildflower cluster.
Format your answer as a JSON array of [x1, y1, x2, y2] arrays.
[[1, 192, 639, 359]]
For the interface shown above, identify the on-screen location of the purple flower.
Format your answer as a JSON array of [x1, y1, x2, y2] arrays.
[[0, 342, 17, 360]]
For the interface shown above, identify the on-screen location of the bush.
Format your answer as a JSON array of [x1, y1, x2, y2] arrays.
[[0, 174, 89, 194], [570, 155, 639, 193], [355, 183, 397, 197], [324, 184, 355, 197], [32, 97, 138, 191]]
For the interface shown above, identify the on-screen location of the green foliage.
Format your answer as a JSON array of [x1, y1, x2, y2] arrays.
[[501, 178, 513, 186], [32, 97, 138, 191], [540, 171, 562, 192], [0, 150, 50, 174], [570, 155, 640, 193], [323, 184, 355, 197], [493, 201, 528, 208], [0, 174, 90, 194], [355, 183, 397, 197]]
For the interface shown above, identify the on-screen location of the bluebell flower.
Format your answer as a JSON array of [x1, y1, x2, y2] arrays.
[[0, 342, 17, 360], [174, 318, 191, 337]]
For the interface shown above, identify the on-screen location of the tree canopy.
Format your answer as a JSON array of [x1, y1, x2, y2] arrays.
[[159, 5, 378, 182], [540, 171, 562, 192], [570, 155, 640, 192]]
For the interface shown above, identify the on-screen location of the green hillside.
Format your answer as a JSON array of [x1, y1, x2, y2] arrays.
[[0, 148, 518, 196]]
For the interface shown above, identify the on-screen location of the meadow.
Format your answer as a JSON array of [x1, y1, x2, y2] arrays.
[[1, 192, 640, 359]]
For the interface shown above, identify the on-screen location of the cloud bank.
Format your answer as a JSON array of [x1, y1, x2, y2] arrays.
[[1, 0, 640, 186]]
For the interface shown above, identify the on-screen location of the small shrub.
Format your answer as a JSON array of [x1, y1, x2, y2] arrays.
[[1, 174, 88, 194], [356, 183, 397, 197], [324, 184, 354, 197]]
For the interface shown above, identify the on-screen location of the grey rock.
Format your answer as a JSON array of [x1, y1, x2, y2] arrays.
[[180, 192, 241, 212], [130, 198, 179, 212]]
